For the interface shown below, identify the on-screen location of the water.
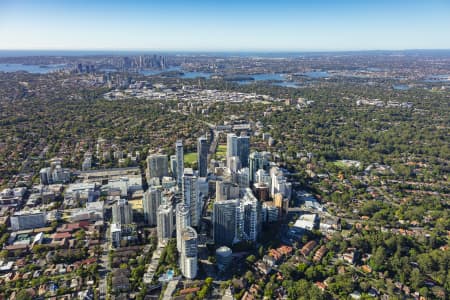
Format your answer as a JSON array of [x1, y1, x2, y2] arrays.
[[0, 63, 65, 73], [140, 66, 181, 76], [302, 71, 329, 78], [424, 74, 450, 82], [393, 84, 410, 90], [181, 71, 212, 79]]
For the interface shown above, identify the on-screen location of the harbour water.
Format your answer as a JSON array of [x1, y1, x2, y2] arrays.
[[0, 63, 65, 73]]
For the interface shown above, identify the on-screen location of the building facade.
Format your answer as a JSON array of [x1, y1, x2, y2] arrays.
[[197, 136, 209, 177], [182, 168, 200, 227], [143, 186, 162, 226], [175, 140, 184, 189], [147, 154, 168, 180], [156, 204, 174, 244], [112, 199, 133, 225], [176, 203, 191, 252], [213, 199, 240, 247], [11, 211, 46, 231], [180, 226, 198, 279]]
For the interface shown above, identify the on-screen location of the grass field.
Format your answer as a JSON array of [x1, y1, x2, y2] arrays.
[[184, 152, 197, 164], [215, 144, 227, 159]]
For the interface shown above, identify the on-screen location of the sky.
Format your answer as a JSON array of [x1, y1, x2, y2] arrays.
[[0, 0, 449, 51]]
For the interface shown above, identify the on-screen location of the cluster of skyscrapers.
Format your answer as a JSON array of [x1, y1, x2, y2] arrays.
[[212, 133, 291, 248], [141, 138, 209, 279], [136, 132, 291, 279]]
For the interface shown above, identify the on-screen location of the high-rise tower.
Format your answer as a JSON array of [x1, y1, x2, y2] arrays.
[[197, 136, 209, 177], [175, 140, 184, 189]]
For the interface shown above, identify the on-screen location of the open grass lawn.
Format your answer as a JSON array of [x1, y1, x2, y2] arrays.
[[216, 144, 227, 158], [184, 152, 197, 164]]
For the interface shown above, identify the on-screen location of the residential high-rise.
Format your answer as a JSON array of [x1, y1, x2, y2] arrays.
[[249, 151, 269, 183], [227, 156, 241, 173], [143, 186, 162, 226], [237, 135, 250, 168], [170, 155, 177, 178], [197, 136, 209, 177], [112, 199, 133, 225], [175, 140, 184, 189], [236, 167, 250, 188], [180, 226, 198, 279], [176, 203, 191, 252], [239, 188, 261, 242], [270, 167, 292, 199], [215, 181, 239, 202], [226, 133, 238, 166], [256, 169, 271, 187], [182, 168, 200, 227], [147, 154, 168, 180], [156, 204, 173, 244], [213, 199, 239, 247]]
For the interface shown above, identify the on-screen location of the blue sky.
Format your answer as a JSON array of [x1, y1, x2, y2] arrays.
[[0, 0, 449, 51]]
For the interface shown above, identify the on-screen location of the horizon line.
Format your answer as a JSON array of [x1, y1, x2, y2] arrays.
[[1, 48, 450, 54]]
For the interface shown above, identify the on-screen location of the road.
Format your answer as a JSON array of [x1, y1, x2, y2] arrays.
[[143, 245, 165, 284], [162, 279, 179, 300], [98, 223, 110, 300]]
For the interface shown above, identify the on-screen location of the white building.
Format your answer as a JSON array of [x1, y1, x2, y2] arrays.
[[293, 214, 318, 231], [226, 133, 238, 165], [239, 188, 261, 242], [182, 168, 200, 227], [156, 204, 173, 244], [180, 226, 198, 279], [143, 187, 162, 226], [270, 167, 292, 199], [176, 203, 190, 252]]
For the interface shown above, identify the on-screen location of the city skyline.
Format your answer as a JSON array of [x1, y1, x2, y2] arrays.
[[1, 0, 450, 51]]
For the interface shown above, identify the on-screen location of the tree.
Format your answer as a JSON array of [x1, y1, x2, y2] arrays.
[[410, 268, 423, 291], [371, 246, 387, 271], [246, 254, 256, 265]]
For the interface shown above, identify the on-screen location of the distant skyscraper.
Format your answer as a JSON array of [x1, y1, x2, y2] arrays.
[[156, 204, 173, 244], [197, 136, 209, 177], [227, 134, 250, 169], [249, 151, 269, 183], [182, 168, 200, 227], [239, 188, 261, 242], [147, 154, 168, 180], [112, 199, 133, 225], [176, 203, 191, 252], [237, 135, 250, 168], [143, 186, 162, 226], [213, 199, 239, 247], [226, 133, 238, 165], [170, 155, 177, 178], [180, 226, 198, 279], [175, 140, 184, 189]]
